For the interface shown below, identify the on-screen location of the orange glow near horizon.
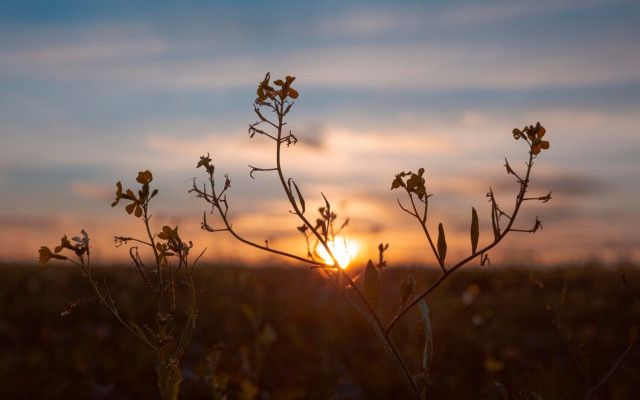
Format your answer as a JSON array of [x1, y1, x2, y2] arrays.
[[316, 236, 359, 269]]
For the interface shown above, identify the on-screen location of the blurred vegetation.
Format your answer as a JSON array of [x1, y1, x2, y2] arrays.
[[1, 262, 639, 399]]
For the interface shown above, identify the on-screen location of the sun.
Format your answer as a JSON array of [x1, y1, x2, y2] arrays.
[[316, 236, 359, 269]]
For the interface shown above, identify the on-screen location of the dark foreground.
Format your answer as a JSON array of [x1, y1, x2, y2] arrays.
[[1, 263, 639, 400]]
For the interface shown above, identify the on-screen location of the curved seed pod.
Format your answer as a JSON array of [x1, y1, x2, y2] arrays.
[[437, 223, 447, 264], [288, 178, 305, 214], [491, 204, 499, 241], [471, 207, 479, 254]]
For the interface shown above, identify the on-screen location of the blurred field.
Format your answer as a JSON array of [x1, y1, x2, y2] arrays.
[[1, 262, 639, 399]]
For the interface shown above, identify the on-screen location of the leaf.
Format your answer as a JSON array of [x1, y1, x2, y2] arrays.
[[288, 88, 299, 99], [491, 204, 499, 241], [437, 223, 447, 264], [321, 192, 330, 214], [364, 260, 381, 311], [289, 179, 305, 214], [471, 207, 479, 254], [417, 300, 433, 381]]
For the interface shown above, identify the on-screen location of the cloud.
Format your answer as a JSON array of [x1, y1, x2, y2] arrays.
[[1, 1, 638, 266], [144, 125, 461, 187], [0, 215, 60, 230], [313, 0, 621, 37], [69, 180, 114, 200], [0, 23, 167, 72], [3, 22, 638, 92], [539, 172, 606, 197], [431, 0, 619, 27], [296, 122, 327, 149], [315, 10, 424, 37]]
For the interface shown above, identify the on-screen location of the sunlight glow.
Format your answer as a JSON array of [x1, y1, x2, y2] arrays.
[[316, 236, 359, 269]]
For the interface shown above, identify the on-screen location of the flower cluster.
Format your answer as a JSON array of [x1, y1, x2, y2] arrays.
[[39, 229, 90, 264], [391, 168, 427, 200], [512, 122, 550, 155], [256, 73, 298, 103], [197, 153, 215, 175], [111, 170, 158, 218], [155, 225, 193, 265]]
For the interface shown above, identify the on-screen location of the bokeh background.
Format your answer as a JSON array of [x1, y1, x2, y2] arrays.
[[2, 0, 639, 267]]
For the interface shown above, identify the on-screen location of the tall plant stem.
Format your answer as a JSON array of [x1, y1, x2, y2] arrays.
[[387, 153, 534, 334]]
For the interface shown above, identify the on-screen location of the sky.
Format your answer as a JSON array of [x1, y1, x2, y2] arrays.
[[1, 0, 639, 268]]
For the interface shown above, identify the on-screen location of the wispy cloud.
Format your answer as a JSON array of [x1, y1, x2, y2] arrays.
[[68, 180, 114, 200], [3, 24, 638, 91], [431, 0, 622, 27], [1, 0, 639, 266]]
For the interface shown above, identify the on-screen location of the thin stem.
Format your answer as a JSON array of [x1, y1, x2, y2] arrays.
[[387, 151, 535, 334], [78, 257, 157, 351], [142, 202, 163, 321], [409, 194, 444, 272], [200, 95, 422, 399], [583, 337, 640, 399], [268, 99, 420, 399]]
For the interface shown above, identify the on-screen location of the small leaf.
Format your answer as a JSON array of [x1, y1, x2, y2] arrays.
[[288, 88, 299, 99], [289, 179, 305, 214], [437, 223, 447, 264], [491, 204, 499, 241], [364, 260, 381, 311], [321, 192, 330, 214], [471, 207, 479, 254]]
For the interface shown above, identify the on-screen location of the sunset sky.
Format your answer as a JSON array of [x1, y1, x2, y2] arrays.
[[1, 0, 639, 267]]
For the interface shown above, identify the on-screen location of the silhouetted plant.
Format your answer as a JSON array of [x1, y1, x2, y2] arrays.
[[39, 171, 204, 400], [191, 73, 552, 399]]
